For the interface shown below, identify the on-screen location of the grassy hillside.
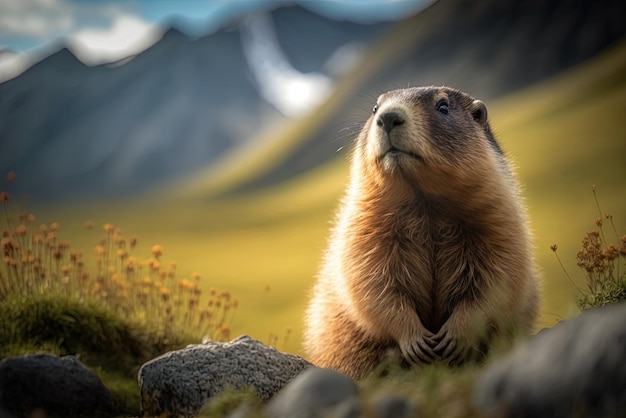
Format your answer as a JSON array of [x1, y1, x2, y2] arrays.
[[169, 0, 625, 200], [19, 40, 626, 356], [491, 40, 626, 325]]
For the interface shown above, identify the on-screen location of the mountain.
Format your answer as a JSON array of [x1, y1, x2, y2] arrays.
[[220, 0, 626, 195], [370, 0, 626, 97], [0, 6, 391, 201], [3, 0, 625, 201]]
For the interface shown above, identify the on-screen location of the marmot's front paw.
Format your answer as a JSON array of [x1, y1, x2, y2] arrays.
[[432, 324, 470, 365], [399, 328, 439, 365]]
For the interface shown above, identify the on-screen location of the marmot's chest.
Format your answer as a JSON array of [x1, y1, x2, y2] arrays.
[[383, 220, 472, 332]]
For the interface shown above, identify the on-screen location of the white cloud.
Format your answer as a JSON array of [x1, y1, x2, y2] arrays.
[[0, 49, 33, 82], [0, 0, 73, 37], [0, 0, 160, 67], [68, 14, 162, 65]]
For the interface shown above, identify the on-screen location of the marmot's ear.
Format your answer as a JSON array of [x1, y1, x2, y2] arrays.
[[471, 100, 488, 127]]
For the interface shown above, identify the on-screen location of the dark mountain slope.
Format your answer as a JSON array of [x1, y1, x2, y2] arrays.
[[228, 0, 626, 195], [374, 0, 626, 97], [0, 6, 389, 201], [0, 28, 271, 199], [271, 6, 389, 74]]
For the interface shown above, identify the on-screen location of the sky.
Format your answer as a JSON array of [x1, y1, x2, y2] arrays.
[[0, 0, 432, 73]]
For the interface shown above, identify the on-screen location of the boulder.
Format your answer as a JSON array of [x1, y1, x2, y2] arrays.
[[266, 367, 360, 418], [0, 354, 117, 418], [138, 335, 312, 417], [475, 302, 626, 417]]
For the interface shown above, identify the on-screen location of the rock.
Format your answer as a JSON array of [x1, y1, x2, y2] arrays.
[[0, 354, 117, 418], [475, 302, 626, 417], [370, 395, 415, 418], [0, 405, 16, 418], [138, 335, 312, 417], [266, 367, 360, 418]]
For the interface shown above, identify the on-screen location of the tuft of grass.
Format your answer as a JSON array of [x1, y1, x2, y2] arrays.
[[0, 172, 239, 416], [1, 175, 236, 343], [191, 360, 483, 418], [197, 387, 264, 418], [551, 187, 626, 310], [0, 292, 170, 368], [0, 292, 160, 415], [0, 196, 236, 345], [94, 367, 145, 416], [358, 354, 481, 418]]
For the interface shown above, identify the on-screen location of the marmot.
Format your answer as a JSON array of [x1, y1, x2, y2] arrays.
[[304, 86, 539, 379]]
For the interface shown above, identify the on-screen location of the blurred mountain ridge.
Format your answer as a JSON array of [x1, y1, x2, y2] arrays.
[[0, 5, 390, 201], [214, 0, 626, 196], [1, 0, 625, 201]]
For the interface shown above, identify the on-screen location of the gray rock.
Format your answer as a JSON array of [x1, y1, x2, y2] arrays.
[[266, 367, 360, 418], [475, 302, 626, 417], [370, 395, 415, 418], [138, 335, 312, 417], [0, 354, 117, 418]]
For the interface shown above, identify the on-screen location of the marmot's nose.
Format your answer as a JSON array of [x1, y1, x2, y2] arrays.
[[377, 111, 405, 134]]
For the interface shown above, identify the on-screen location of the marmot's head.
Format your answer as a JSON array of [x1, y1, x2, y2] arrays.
[[354, 86, 509, 198]]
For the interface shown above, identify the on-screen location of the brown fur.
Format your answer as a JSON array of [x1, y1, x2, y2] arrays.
[[304, 86, 540, 379]]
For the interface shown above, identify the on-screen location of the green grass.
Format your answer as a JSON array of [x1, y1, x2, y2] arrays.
[[194, 355, 484, 417], [0, 292, 183, 415]]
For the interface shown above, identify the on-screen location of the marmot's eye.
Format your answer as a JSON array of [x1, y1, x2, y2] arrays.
[[436, 99, 449, 115], [372, 104, 378, 114]]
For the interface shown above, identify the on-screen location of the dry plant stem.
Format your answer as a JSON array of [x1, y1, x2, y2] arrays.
[[2, 200, 12, 230], [607, 215, 622, 280], [592, 185, 608, 244], [569, 190, 626, 309], [552, 246, 585, 296], [283, 328, 292, 349], [607, 215, 620, 241]]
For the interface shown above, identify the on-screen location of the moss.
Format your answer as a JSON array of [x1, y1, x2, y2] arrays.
[[0, 292, 177, 368], [94, 368, 142, 417], [0, 292, 197, 417], [358, 355, 482, 418], [197, 387, 263, 418], [577, 275, 626, 310], [189, 364, 484, 418]]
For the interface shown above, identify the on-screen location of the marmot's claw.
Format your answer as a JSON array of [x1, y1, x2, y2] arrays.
[[402, 337, 439, 365], [435, 338, 456, 359], [433, 336, 455, 357], [448, 347, 468, 365], [432, 326, 470, 363]]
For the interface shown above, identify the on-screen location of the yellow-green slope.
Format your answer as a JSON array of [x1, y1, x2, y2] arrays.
[[32, 40, 626, 355]]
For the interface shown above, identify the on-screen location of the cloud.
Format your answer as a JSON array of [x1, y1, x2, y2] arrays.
[[68, 14, 162, 65], [0, 0, 73, 38], [0, 0, 160, 66], [0, 48, 33, 81]]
